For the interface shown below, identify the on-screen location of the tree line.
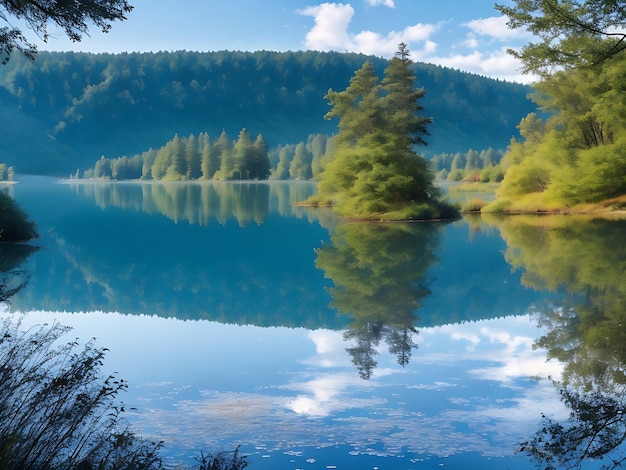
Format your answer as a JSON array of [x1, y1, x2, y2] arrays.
[[80, 129, 506, 185], [78, 130, 334, 181], [430, 148, 505, 182], [0, 165, 15, 181], [83, 129, 271, 181]]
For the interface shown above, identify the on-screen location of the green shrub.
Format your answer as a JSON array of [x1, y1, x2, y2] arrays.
[[481, 197, 514, 213], [446, 169, 465, 181], [435, 168, 449, 181], [480, 165, 505, 183]]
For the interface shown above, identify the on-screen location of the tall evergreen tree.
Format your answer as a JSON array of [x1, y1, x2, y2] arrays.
[[289, 142, 312, 180], [313, 43, 451, 220], [93, 156, 111, 179], [213, 130, 233, 180], [309, 134, 328, 178], [185, 133, 201, 179], [151, 146, 170, 180], [200, 139, 218, 180], [324, 60, 382, 146], [450, 152, 466, 172], [252, 133, 271, 179], [380, 42, 431, 149], [164, 134, 186, 180], [273, 145, 292, 180], [232, 128, 254, 180], [141, 148, 156, 180], [464, 149, 481, 171]]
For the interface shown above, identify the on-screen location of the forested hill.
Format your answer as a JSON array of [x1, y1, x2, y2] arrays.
[[0, 50, 536, 175]]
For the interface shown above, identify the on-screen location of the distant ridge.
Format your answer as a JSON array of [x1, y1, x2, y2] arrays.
[[0, 50, 537, 175]]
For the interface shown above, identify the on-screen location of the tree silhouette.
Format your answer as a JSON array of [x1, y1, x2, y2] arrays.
[[0, 0, 133, 63]]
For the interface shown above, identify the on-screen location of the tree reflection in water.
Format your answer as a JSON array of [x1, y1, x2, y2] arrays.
[[488, 214, 626, 469], [0, 243, 38, 302], [315, 221, 443, 379]]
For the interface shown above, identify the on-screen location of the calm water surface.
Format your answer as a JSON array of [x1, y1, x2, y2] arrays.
[[2, 176, 625, 469]]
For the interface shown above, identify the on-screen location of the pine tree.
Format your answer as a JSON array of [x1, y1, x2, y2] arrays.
[[233, 128, 254, 180], [141, 149, 156, 180], [464, 149, 481, 172], [164, 134, 186, 180], [213, 130, 233, 180], [309, 134, 327, 178], [380, 42, 431, 150], [252, 133, 271, 179], [151, 146, 170, 180], [185, 134, 201, 179], [273, 145, 292, 180], [313, 43, 450, 219], [289, 142, 312, 180], [200, 138, 218, 180]]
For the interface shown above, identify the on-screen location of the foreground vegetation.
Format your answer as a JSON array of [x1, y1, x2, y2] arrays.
[[0, 319, 248, 470], [483, 0, 626, 213]]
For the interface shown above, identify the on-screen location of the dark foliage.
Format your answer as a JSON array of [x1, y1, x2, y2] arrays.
[[195, 447, 248, 470], [0, 319, 163, 469], [0, 318, 250, 470], [0, 190, 38, 241], [0, 0, 132, 63], [520, 384, 626, 470]]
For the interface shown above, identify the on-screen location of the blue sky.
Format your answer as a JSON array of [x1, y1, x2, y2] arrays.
[[33, 0, 535, 83]]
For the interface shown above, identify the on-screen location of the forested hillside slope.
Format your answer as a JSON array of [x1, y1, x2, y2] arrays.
[[0, 50, 536, 175]]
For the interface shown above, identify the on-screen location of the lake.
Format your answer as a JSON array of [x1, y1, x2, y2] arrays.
[[2, 176, 626, 469]]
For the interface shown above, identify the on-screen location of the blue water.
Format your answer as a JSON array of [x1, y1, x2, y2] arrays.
[[2, 176, 622, 470]]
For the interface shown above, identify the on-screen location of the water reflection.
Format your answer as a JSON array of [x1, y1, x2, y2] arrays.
[[11, 181, 341, 328], [0, 243, 38, 302], [487, 214, 626, 469], [69, 180, 319, 226], [315, 222, 443, 379], [8, 179, 607, 468]]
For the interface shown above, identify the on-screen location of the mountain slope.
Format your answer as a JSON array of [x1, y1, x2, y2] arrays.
[[0, 50, 537, 175]]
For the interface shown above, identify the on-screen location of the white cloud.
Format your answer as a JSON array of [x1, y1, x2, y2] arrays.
[[403, 22, 439, 42], [364, 0, 395, 7], [298, 3, 355, 50], [351, 23, 438, 57], [462, 34, 479, 49], [299, 3, 439, 58], [301, 329, 351, 368], [423, 318, 562, 385], [450, 330, 481, 351], [284, 373, 383, 417], [296, 3, 534, 82], [426, 48, 535, 83], [463, 15, 529, 41]]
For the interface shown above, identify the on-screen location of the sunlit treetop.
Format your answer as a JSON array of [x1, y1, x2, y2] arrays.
[[0, 0, 133, 63], [495, 0, 626, 76]]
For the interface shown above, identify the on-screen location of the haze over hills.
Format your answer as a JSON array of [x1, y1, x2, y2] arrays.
[[0, 50, 537, 176]]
